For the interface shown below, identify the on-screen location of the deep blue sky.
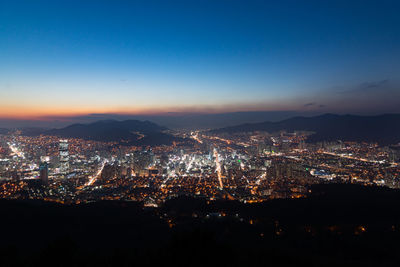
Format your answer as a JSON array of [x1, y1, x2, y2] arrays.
[[1, 0, 400, 119]]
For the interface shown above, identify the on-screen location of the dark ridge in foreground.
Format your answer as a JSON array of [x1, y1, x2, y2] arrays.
[[2, 184, 400, 266], [22, 119, 183, 146], [210, 113, 400, 145]]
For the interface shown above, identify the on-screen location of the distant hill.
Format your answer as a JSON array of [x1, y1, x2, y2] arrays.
[[19, 127, 50, 136], [0, 128, 9, 135], [0, 111, 321, 129], [210, 114, 400, 145], [124, 111, 302, 129], [30, 120, 182, 146]]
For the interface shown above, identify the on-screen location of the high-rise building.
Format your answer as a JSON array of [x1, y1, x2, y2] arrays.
[[59, 139, 69, 175], [39, 162, 49, 184]]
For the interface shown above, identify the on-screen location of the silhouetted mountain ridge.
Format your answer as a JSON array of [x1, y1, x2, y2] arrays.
[[2, 184, 400, 266], [35, 119, 180, 145], [210, 113, 400, 145]]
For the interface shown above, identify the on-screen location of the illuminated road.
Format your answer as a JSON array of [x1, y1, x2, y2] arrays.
[[77, 159, 108, 190], [255, 173, 266, 185], [202, 135, 251, 147], [7, 142, 25, 159], [213, 148, 224, 189], [186, 156, 195, 173], [86, 159, 107, 186], [190, 131, 203, 144], [320, 151, 398, 166]]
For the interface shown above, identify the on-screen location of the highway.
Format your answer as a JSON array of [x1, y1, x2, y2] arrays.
[[213, 148, 224, 189], [7, 142, 25, 159], [320, 151, 398, 166], [86, 159, 108, 186], [77, 159, 108, 190]]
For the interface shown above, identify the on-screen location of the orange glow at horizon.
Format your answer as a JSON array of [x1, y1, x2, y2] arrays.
[[0, 102, 298, 120]]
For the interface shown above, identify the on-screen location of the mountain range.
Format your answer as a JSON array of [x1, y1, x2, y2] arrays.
[[210, 114, 400, 145], [23, 120, 183, 146], [0, 111, 311, 129], [7, 114, 400, 145]]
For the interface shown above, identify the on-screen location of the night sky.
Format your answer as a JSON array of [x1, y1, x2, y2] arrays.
[[1, 0, 400, 121]]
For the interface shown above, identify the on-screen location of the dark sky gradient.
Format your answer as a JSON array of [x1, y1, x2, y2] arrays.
[[1, 0, 400, 122]]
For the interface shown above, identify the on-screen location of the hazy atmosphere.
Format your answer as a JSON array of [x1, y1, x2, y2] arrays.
[[1, 1, 400, 266], [1, 0, 400, 126]]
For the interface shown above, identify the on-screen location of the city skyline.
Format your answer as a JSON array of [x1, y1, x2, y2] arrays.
[[1, 1, 400, 265], [1, 0, 400, 121]]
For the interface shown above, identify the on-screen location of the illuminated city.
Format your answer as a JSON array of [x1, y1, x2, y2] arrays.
[[1, 0, 400, 266], [1, 127, 399, 204]]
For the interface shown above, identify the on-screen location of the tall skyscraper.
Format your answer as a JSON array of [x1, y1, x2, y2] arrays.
[[39, 162, 49, 184], [59, 139, 69, 175]]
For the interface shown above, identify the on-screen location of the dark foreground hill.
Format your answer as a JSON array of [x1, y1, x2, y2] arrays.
[[2, 184, 400, 266], [210, 113, 400, 145], [24, 120, 184, 146]]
